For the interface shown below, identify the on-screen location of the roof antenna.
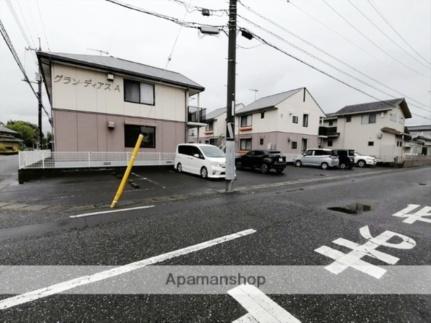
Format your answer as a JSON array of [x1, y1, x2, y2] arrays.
[[249, 88, 259, 101], [87, 48, 110, 56]]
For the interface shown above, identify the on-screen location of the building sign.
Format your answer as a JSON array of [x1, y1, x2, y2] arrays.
[[54, 74, 121, 92]]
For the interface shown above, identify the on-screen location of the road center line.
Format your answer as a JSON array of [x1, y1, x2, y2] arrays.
[[69, 205, 155, 218], [0, 228, 256, 310]]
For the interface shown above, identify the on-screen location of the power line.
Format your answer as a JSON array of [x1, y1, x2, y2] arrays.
[[320, 0, 427, 78], [164, 0, 227, 16], [105, 0, 225, 29], [238, 14, 431, 115], [347, 0, 430, 69], [241, 27, 431, 121], [4, 0, 34, 48], [0, 18, 51, 122], [287, 0, 382, 64], [238, 0, 430, 112], [367, 0, 431, 67]]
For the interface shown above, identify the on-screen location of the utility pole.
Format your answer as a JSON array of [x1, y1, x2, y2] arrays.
[[37, 38, 43, 149], [225, 0, 237, 192]]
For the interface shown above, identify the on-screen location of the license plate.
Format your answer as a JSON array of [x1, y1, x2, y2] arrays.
[[278, 157, 283, 162]]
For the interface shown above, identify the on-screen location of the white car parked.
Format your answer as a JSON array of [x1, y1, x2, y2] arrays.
[[354, 152, 377, 168], [175, 144, 226, 179]]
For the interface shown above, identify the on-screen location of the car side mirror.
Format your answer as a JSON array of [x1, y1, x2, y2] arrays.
[[193, 154, 200, 158]]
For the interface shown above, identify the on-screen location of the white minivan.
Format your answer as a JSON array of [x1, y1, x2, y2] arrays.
[[175, 144, 226, 179]]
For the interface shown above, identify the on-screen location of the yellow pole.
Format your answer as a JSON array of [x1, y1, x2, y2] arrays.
[[110, 134, 144, 208]]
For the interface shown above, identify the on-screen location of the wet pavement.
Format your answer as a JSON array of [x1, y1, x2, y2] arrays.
[[0, 158, 430, 322]]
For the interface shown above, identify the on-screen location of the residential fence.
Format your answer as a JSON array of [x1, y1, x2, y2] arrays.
[[403, 155, 431, 167], [18, 151, 175, 169]]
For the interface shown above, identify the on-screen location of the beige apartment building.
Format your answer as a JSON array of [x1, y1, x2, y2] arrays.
[[319, 98, 412, 163], [235, 88, 325, 159], [37, 51, 204, 153]]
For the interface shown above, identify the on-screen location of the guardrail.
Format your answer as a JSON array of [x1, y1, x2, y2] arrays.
[[18, 151, 175, 169]]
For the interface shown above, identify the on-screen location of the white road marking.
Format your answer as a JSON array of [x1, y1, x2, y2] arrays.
[[315, 225, 416, 279], [228, 284, 301, 323], [233, 313, 259, 323], [0, 229, 256, 310], [393, 204, 431, 224], [69, 205, 155, 218]]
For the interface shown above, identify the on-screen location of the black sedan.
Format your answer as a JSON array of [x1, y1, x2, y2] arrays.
[[235, 150, 287, 174]]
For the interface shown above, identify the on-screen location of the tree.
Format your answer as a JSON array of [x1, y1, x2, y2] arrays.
[[6, 120, 40, 148]]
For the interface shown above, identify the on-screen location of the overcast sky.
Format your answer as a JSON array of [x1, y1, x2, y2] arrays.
[[1, 0, 430, 132]]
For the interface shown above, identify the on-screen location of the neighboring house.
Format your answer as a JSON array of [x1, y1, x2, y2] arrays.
[[0, 123, 23, 153], [37, 51, 205, 154], [235, 87, 325, 159], [196, 103, 245, 147], [405, 124, 431, 156], [319, 98, 412, 163]]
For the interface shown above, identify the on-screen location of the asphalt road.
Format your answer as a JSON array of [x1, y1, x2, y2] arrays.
[[0, 165, 430, 322]]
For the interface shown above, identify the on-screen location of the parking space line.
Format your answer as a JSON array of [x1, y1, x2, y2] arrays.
[[69, 205, 155, 218], [228, 284, 301, 323], [0, 228, 256, 310]]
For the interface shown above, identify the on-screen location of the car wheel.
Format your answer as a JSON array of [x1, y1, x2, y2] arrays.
[[276, 168, 284, 175], [321, 162, 329, 170], [295, 160, 302, 167], [176, 163, 182, 173], [339, 163, 347, 169], [357, 160, 366, 168], [260, 163, 269, 174], [200, 166, 208, 179]]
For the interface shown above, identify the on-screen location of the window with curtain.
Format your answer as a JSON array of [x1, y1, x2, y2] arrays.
[[124, 80, 155, 105]]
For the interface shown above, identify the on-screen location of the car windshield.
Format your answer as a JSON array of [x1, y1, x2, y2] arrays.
[[200, 146, 225, 158]]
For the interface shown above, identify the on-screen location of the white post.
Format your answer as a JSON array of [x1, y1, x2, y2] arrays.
[[88, 152, 91, 167]]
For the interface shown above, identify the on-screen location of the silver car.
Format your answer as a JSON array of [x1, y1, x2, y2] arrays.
[[295, 149, 339, 170]]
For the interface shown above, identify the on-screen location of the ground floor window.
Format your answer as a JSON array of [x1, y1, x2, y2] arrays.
[[327, 140, 333, 147], [291, 141, 297, 149], [240, 138, 252, 151], [124, 124, 156, 148], [368, 141, 374, 146], [259, 138, 264, 145]]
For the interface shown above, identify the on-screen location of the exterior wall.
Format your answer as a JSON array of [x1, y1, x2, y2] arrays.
[[235, 89, 324, 155], [53, 109, 185, 152], [237, 131, 319, 160], [235, 89, 325, 135], [199, 112, 226, 145], [51, 63, 187, 122], [321, 105, 407, 162], [51, 63, 189, 153]]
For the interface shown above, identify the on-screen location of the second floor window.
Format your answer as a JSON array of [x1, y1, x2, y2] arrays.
[[124, 80, 155, 105], [206, 121, 214, 131], [240, 115, 252, 127], [362, 113, 376, 124], [303, 114, 309, 127], [292, 115, 298, 124]]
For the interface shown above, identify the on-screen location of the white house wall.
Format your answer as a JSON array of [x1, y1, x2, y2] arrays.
[[52, 64, 187, 122]]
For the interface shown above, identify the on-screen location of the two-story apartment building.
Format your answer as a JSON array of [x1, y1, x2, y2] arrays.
[[37, 51, 204, 154], [235, 88, 325, 159], [195, 103, 245, 147], [319, 98, 412, 163], [405, 124, 431, 156]]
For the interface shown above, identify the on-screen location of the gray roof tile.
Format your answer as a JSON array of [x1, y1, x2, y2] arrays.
[[334, 98, 411, 118], [236, 88, 303, 115], [37, 51, 204, 91]]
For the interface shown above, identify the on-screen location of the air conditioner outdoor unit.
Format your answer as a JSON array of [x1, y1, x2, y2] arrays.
[[107, 73, 114, 81], [107, 121, 115, 129]]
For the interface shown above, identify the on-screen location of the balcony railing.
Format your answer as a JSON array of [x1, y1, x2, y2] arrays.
[[318, 126, 339, 137], [188, 106, 207, 123]]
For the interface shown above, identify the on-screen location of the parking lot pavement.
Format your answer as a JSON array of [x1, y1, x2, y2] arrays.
[[0, 164, 389, 223], [0, 166, 429, 321]]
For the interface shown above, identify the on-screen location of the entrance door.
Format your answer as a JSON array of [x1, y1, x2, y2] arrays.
[[301, 138, 308, 152]]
